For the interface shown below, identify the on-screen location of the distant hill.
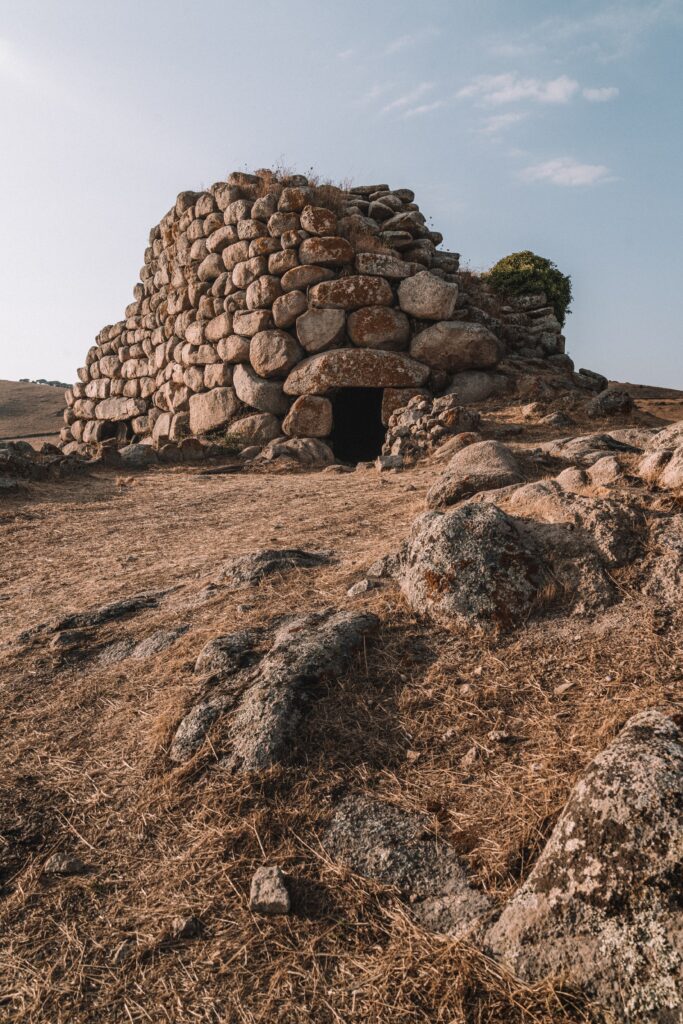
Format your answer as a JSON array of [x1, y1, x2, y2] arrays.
[[0, 378, 65, 442]]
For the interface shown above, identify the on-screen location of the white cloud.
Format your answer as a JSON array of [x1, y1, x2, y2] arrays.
[[494, 1, 681, 62], [477, 111, 528, 135], [337, 48, 354, 60], [521, 157, 614, 187], [382, 26, 439, 56], [357, 82, 395, 106], [583, 85, 619, 101], [403, 100, 445, 118], [380, 81, 434, 114], [457, 73, 579, 105]]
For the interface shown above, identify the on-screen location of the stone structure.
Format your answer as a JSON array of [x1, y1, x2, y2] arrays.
[[61, 169, 568, 462]]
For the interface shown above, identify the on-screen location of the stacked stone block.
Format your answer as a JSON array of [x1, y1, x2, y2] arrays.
[[61, 170, 567, 457]]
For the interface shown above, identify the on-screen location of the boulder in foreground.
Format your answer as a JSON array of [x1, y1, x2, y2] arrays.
[[486, 709, 683, 1024]]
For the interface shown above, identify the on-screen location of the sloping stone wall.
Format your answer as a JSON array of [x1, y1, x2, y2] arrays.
[[60, 170, 567, 456]]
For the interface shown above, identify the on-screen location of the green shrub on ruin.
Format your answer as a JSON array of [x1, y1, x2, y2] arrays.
[[487, 251, 572, 326]]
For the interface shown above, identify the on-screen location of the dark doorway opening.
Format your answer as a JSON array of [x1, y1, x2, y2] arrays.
[[329, 387, 386, 463]]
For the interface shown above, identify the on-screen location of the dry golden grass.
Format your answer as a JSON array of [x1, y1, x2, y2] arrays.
[[0, 454, 681, 1023], [0, 379, 64, 442]]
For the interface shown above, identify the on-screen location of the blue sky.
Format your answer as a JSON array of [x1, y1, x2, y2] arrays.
[[1, 0, 682, 387]]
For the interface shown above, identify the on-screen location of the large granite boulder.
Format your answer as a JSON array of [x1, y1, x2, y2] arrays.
[[486, 709, 683, 1024], [283, 349, 430, 395], [410, 322, 501, 372]]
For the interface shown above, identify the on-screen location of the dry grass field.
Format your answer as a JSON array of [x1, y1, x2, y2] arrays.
[[1, 412, 682, 1023], [0, 379, 64, 444]]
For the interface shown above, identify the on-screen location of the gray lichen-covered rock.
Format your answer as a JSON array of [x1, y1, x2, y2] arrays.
[[426, 440, 523, 509], [643, 515, 683, 605], [444, 370, 510, 405], [169, 608, 378, 766], [223, 608, 379, 771], [193, 628, 263, 677], [397, 271, 458, 320], [216, 548, 332, 588], [398, 504, 540, 631], [486, 709, 683, 1023], [325, 795, 490, 938], [410, 322, 501, 373]]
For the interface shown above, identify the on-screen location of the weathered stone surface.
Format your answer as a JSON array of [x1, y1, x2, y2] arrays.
[[203, 363, 233, 389], [217, 334, 251, 363], [486, 709, 683, 1024], [232, 256, 267, 289], [194, 628, 262, 677], [445, 370, 510, 405], [233, 363, 289, 414], [309, 275, 394, 311], [228, 412, 282, 446], [17, 590, 166, 644], [217, 548, 331, 588], [648, 421, 683, 451], [586, 388, 634, 419], [500, 481, 644, 570], [170, 606, 376, 765], [272, 289, 307, 328], [299, 236, 354, 267], [295, 307, 346, 353], [188, 387, 240, 435], [283, 395, 333, 438], [119, 443, 158, 468], [427, 441, 523, 509], [233, 310, 274, 337], [94, 397, 146, 421], [249, 330, 303, 379], [258, 436, 335, 466], [300, 205, 337, 235], [355, 252, 414, 279], [250, 866, 290, 915], [638, 449, 673, 484], [410, 322, 502, 373], [658, 446, 683, 490], [44, 853, 87, 876], [347, 306, 410, 350], [223, 609, 378, 771], [280, 264, 335, 292], [398, 271, 458, 320], [325, 795, 490, 939], [204, 312, 232, 343], [398, 504, 539, 631], [278, 186, 312, 212], [643, 514, 683, 604], [381, 388, 429, 425], [197, 253, 224, 282], [284, 349, 430, 395], [246, 275, 282, 310]]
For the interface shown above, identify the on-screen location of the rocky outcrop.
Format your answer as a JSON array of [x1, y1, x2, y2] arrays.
[[426, 440, 523, 508], [169, 608, 378, 765], [325, 795, 491, 939], [486, 709, 683, 1024]]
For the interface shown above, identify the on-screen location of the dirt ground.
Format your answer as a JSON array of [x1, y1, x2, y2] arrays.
[[0, 379, 65, 443], [1, 424, 682, 1023]]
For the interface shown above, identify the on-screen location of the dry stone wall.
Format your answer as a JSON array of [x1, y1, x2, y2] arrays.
[[61, 170, 568, 458]]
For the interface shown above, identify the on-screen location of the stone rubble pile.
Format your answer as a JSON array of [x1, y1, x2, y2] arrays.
[[381, 393, 480, 463], [60, 169, 574, 461]]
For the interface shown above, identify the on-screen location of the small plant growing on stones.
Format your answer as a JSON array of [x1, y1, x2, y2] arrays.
[[487, 250, 572, 326]]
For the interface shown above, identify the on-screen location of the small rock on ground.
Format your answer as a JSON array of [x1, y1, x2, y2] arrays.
[[249, 865, 290, 915]]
